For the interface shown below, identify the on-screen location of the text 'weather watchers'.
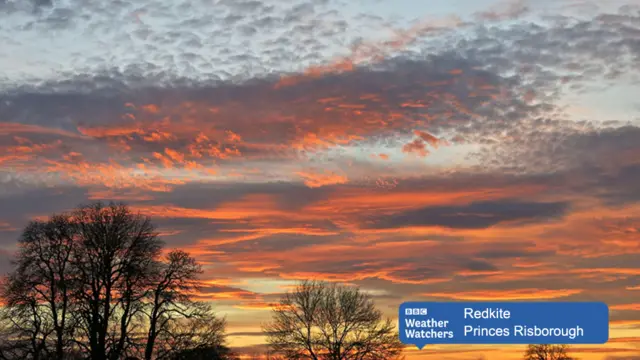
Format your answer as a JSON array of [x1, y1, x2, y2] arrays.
[[399, 302, 609, 349]]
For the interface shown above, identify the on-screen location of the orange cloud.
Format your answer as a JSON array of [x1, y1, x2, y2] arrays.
[[607, 336, 640, 343], [0, 122, 85, 138], [132, 195, 294, 221], [0, 139, 63, 166], [456, 267, 640, 283], [0, 221, 16, 232], [514, 205, 640, 258], [87, 189, 155, 201], [403, 138, 430, 157], [296, 170, 348, 188], [44, 156, 189, 192], [610, 304, 640, 311], [190, 290, 255, 301], [414, 130, 445, 148], [610, 320, 640, 327], [194, 227, 339, 247], [422, 289, 583, 300], [233, 301, 277, 311], [304, 183, 548, 215], [275, 268, 451, 286]]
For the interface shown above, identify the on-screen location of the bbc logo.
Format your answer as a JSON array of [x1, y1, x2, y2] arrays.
[[405, 308, 428, 315]]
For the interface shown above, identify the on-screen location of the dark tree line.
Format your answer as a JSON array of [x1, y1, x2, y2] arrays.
[[0, 202, 236, 360], [524, 345, 575, 360]]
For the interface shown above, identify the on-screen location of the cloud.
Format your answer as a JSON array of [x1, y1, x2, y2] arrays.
[[0, 53, 519, 191], [0, 0, 384, 85], [610, 304, 640, 311], [3, 8, 640, 190], [1, 1, 640, 357], [365, 200, 569, 229], [422, 289, 583, 300], [605, 357, 640, 360], [296, 169, 348, 188], [607, 337, 640, 343], [190, 284, 260, 302], [0, 221, 16, 232], [3, 8, 640, 196], [402, 138, 430, 157], [474, 0, 530, 21]]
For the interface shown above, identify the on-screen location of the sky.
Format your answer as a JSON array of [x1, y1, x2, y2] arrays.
[[0, 0, 639, 359]]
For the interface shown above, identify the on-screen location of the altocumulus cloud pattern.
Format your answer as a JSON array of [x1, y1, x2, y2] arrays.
[[0, 0, 639, 358]]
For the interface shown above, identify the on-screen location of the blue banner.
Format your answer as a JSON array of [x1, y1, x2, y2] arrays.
[[399, 301, 609, 349]]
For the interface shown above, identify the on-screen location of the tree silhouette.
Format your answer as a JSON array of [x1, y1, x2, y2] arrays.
[[0, 202, 234, 360], [168, 344, 238, 360], [152, 302, 229, 360], [263, 280, 404, 360], [70, 202, 163, 360], [1, 214, 77, 360], [144, 250, 203, 360], [524, 345, 575, 360]]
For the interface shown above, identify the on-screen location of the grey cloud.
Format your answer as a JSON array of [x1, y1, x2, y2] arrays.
[[3, 5, 639, 152], [474, 249, 555, 259], [463, 259, 499, 272], [0, 184, 90, 251], [285, 2, 315, 22], [593, 163, 640, 205], [145, 181, 336, 213], [1, 53, 532, 171], [292, 260, 453, 284], [0, 1, 636, 93], [0, 248, 15, 275], [476, 124, 640, 204], [0, 185, 88, 224], [0, 0, 52, 13], [223, 0, 265, 13], [382, 265, 451, 283], [0, 0, 375, 85], [195, 284, 258, 300], [250, 252, 503, 286], [212, 229, 344, 254], [365, 200, 570, 230]]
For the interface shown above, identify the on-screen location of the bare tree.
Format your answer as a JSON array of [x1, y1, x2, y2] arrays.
[[1, 215, 77, 360], [0, 299, 51, 360], [0, 201, 232, 360], [524, 345, 575, 360], [263, 280, 404, 360], [155, 302, 231, 360], [168, 343, 237, 360], [70, 202, 164, 360], [144, 250, 202, 360]]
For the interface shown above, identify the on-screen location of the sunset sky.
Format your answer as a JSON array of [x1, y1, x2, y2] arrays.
[[0, 0, 639, 359]]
